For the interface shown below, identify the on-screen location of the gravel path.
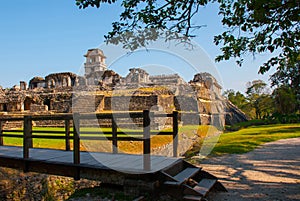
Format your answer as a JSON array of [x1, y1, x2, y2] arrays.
[[199, 137, 300, 201]]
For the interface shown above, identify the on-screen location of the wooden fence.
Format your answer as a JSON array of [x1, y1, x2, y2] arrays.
[[0, 110, 178, 170]]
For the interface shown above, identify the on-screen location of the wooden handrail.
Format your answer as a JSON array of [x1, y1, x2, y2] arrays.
[[0, 110, 179, 171]]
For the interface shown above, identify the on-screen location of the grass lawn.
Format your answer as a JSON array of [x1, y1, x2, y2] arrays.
[[211, 123, 300, 155], [185, 123, 300, 158]]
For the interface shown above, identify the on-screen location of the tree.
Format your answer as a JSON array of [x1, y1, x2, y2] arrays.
[[214, 0, 299, 74], [245, 80, 274, 119], [270, 60, 300, 111], [224, 89, 246, 107], [246, 80, 269, 96], [272, 85, 297, 115], [75, 0, 300, 74]]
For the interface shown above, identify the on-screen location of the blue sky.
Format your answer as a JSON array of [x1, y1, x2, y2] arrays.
[[0, 0, 275, 93]]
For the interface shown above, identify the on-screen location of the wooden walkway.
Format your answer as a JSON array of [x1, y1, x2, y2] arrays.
[[0, 146, 179, 174]]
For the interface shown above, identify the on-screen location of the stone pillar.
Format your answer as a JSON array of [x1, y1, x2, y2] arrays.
[[20, 81, 27, 90]]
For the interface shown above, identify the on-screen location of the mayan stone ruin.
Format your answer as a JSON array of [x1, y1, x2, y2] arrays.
[[0, 48, 248, 128]]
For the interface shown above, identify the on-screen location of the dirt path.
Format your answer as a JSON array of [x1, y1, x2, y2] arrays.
[[199, 137, 300, 201]]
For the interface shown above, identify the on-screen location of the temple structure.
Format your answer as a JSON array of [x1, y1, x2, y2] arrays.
[[0, 48, 249, 126]]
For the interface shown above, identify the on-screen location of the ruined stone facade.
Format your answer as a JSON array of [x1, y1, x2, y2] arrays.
[[45, 72, 77, 88], [122, 68, 150, 85], [0, 48, 249, 126], [29, 77, 46, 89]]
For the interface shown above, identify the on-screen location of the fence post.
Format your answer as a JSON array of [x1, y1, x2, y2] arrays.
[[65, 119, 70, 151], [73, 113, 80, 165], [143, 110, 151, 171], [112, 118, 118, 154], [23, 116, 33, 159], [173, 111, 178, 157], [0, 121, 3, 146]]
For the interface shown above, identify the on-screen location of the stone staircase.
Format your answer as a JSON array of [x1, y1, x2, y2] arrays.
[[160, 160, 226, 200], [72, 95, 99, 113]]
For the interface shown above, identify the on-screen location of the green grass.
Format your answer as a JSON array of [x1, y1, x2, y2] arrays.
[[212, 123, 300, 155], [185, 123, 300, 159], [225, 119, 269, 131]]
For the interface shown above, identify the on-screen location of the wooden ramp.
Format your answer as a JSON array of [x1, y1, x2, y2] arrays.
[[0, 146, 179, 174]]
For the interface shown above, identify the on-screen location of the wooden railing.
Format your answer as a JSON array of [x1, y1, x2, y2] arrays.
[[0, 110, 179, 170]]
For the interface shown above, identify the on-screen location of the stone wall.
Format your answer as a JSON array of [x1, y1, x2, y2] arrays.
[[105, 95, 159, 111], [51, 100, 71, 113], [72, 94, 105, 114], [30, 104, 48, 112], [149, 74, 185, 85], [174, 96, 198, 112]]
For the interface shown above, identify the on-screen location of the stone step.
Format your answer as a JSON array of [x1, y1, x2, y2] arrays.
[[193, 178, 217, 197], [164, 167, 200, 186], [184, 178, 217, 197], [183, 195, 203, 201]]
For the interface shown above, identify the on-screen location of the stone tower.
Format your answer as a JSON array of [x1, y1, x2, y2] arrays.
[[84, 49, 107, 77]]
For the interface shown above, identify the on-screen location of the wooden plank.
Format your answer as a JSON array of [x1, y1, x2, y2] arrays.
[[143, 110, 151, 171], [85, 153, 127, 166], [23, 116, 32, 158], [193, 179, 217, 197], [29, 149, 71, 161], [101, 154, 135, 167], [65, 119, 70, 151], [112, 118, 118, 153], [174, 168, 199, 182], [30, 115, 73, 121], [73, 113, 80, 165], [0, 146, 23, 151], [153, 113, 173, 118], [0, 134, 23, 138], [31, 130, 66, 134], [183, 195, 202, 201], [32, 135, 69, 139], [46, 154, 74, 163], [114, 156, 142, 167], [106, 154, 143, 167], [78, 152, 98, 164], [165, 167, 199, 186], [2, 129, 23, 133], [173, 111, 178, 157], [151, 156, 178, 168], [0, 148, 23, 158]]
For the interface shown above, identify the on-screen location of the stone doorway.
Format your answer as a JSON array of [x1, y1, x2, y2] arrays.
[[24, 97, 33, 111]]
